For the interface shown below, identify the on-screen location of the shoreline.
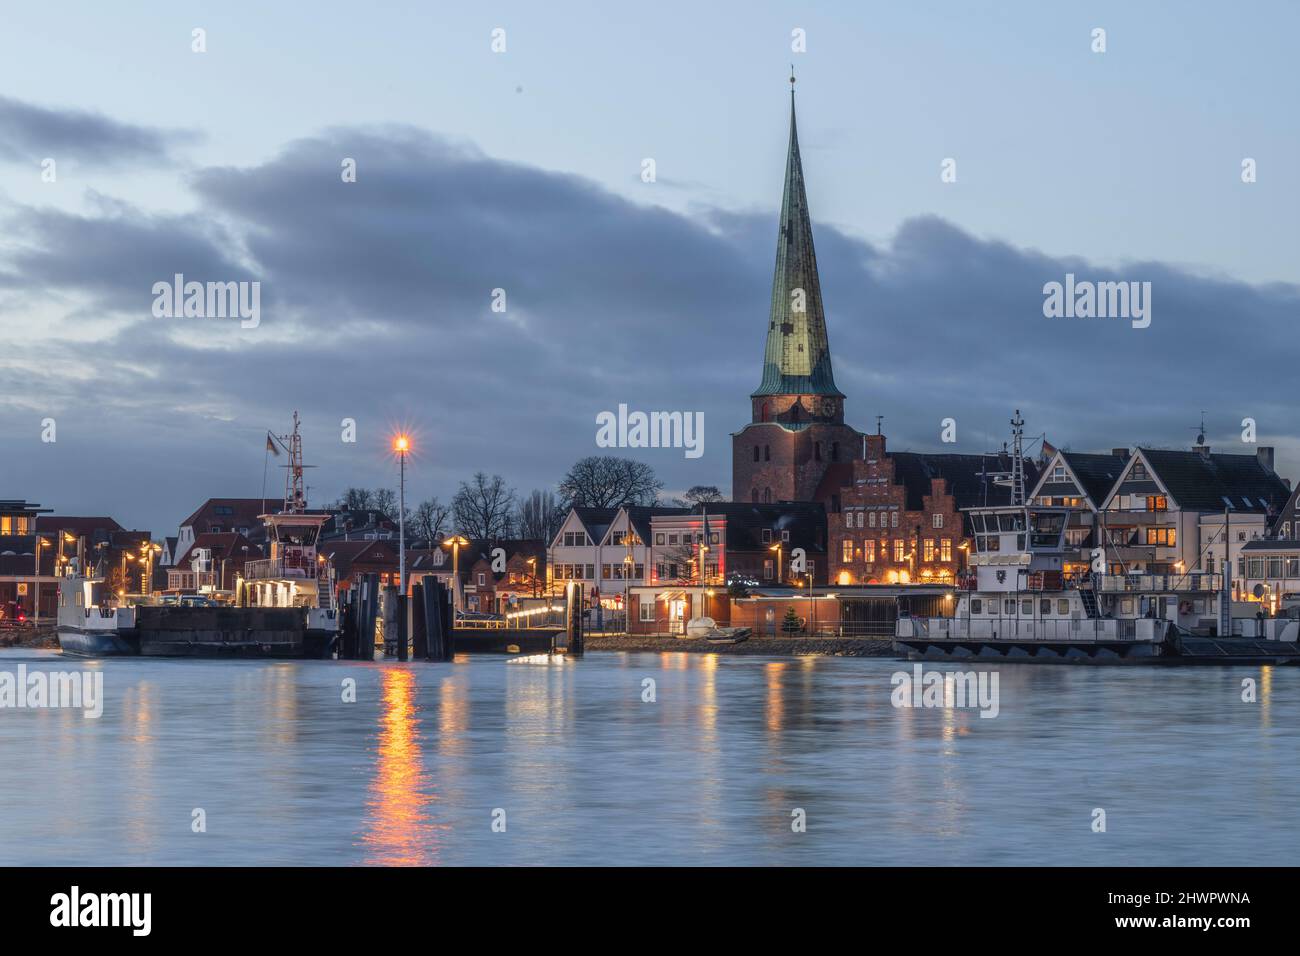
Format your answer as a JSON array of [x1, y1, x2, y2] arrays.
[[585, 635, 899, 657]]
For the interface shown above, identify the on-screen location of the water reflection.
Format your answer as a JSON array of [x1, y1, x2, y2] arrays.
[[361, 668, 441, 865]]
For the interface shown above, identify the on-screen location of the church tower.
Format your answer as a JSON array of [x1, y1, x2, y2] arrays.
[[732, 77, 863, 506]]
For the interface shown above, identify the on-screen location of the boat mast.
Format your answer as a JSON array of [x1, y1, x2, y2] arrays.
[[280, 411, 307, 515], [1010, 409, 1026, 507]]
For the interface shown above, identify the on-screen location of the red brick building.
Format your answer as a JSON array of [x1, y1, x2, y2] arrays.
[[829, 434, 1040, 586]]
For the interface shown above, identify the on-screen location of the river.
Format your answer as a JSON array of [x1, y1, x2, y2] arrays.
[[1, 647, 1294, 865]]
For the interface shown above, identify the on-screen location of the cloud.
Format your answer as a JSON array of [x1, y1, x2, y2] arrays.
[[0, 95, 200, 166], [1, 117, 1298, 534]]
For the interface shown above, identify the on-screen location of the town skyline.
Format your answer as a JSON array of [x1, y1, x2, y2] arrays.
[[3, 3, 1299, 536]]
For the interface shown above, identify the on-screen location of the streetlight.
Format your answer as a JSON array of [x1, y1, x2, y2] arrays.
[[139, 542, 161, 600], [526, 556, 537, 598], [392, 433, 410, 593], [769, 541, 783, 584], [443, 534, 469, 612]]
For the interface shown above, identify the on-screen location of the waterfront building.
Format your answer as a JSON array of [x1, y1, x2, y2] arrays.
[[627, 501, 827, 634], [165, 531, 255, 594], [731, 80, 864, 510], [829, 433, 1040, 586], [1029, 449, 1128, 577], [1098, 444, 1286, 578], [547, 505, 688, 608], [176, 497, 276, 557]]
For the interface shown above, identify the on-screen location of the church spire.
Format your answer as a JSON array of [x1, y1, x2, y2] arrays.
[[752, 73, 843, 400]]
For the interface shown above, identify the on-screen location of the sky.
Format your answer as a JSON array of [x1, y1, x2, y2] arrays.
[[1, 1, 1298, 535]]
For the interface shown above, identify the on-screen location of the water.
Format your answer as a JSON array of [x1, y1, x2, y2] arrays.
[[1, 647, 1296, 865]]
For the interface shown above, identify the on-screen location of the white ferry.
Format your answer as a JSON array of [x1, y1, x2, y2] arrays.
[[895, 502, 1300, 664]]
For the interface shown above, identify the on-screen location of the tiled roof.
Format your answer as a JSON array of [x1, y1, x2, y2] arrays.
[[1059, 451, 1128, 506], [1139, 449, 1287, 513]]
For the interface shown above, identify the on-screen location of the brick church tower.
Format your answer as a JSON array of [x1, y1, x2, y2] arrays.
[[732, 78, 863, 507]]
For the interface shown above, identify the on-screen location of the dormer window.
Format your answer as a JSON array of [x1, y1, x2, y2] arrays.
[[1130, 462, 1148, 481]]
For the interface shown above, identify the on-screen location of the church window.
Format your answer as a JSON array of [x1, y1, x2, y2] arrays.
[[764, 445, 770, 461], [763, 488, 772, 503], [831, 442, 839, 461], [753, 446, 759, 462]]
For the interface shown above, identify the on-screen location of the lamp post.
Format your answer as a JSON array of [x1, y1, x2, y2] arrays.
[[623, 553, 634, 633], [770, 541, 783, 584], [443, 534, 469, 612], [140, 542, 161, 599], [393, 434, 410, 594], [527, 556, 537, 598], [33, 535, 48, 624]]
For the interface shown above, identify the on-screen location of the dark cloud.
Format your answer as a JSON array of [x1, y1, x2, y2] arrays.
[[2, 120, 1298, 535], [0, 95, 199, 166]]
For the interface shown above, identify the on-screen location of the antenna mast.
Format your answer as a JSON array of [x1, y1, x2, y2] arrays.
[[279, 411, 307, 514], [1010, 409, 1026, 506]]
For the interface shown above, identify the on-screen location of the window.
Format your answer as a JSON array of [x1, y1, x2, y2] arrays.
[[709, 532, 719, 544], [1058, 599, 1070, 615], [1040, 599, 1051, 615], [762, 528, 772, 544], [1130, 462, 1148, 480], [763, 488, 772, 503], [863, 540, 875, 562], [655, 533, 665, 545], [602, 565, 612, 580], [842, 540, 854, 563], [1145, 496, 1168, 512], [1005, 599, 1016, 615], [941, 538, 952, 562], [1051, 465, 1066, 481], [1145, 527, 1176, 547], [477, 572, 485, 586], [932, 513, 944, 529], [971, 599, 983, 614], [562, 532, 590, 547], [764, 445, 770, 462], [763, 559, 775, 580], [781, 530, 790, 542], [1021, 599, 1033, 615], [831, 442, 839, 461], [893, 540, 905, 562], [668, 534, 679, 545], [753, 446, 760, 462], [814, 442, 822, 462], [639, 601, 655, 622], [890, 512, 899, 528], [869, 512, 877, 528], [923, 539, 935, 562]]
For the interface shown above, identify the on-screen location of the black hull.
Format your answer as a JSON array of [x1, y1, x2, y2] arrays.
[[61, 606, 337, 660]]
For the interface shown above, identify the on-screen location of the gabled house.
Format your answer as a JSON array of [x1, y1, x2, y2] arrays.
[[547, 505, 689, 608], [1029, 449, 1128, 576], [177, 498, 276, 556], [1099, 444, 1288, 577]]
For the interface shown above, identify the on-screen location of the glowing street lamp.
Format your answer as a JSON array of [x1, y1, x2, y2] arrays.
[[769, 541, 783, 584], [443, 534, 470, 611], [392, 433, 410, 592]]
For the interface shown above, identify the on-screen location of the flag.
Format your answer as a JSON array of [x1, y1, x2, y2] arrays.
[[266, 433, 280, 456]]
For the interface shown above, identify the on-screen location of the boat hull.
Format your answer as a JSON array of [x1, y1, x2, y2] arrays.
[[57, 627, 139, 657]]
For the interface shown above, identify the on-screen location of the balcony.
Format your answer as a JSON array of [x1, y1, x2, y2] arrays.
[[1098, 573, 1221, 593], [244, 557, 319, 581]]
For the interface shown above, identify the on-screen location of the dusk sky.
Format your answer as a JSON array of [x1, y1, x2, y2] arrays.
[[2, 1, 1298, 535]]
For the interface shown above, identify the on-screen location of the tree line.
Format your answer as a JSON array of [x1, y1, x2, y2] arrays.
[[333, 456, 726, 544]]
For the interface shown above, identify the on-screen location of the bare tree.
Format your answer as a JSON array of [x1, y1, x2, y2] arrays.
[[335, 487, 374, 511], [557, 456, 663, 509], [452, 473, 517, 540], [371, 488, 399, 521], [516, 489, 563, 542], [412, 498, 451, 543], [674, 485, 724, 508]]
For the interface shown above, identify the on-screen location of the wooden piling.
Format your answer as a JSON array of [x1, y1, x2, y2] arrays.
[[410, 581, 428, 659]]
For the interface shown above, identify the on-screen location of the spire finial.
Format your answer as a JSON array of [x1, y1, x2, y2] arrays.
[[790, 64, 796, 91]]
